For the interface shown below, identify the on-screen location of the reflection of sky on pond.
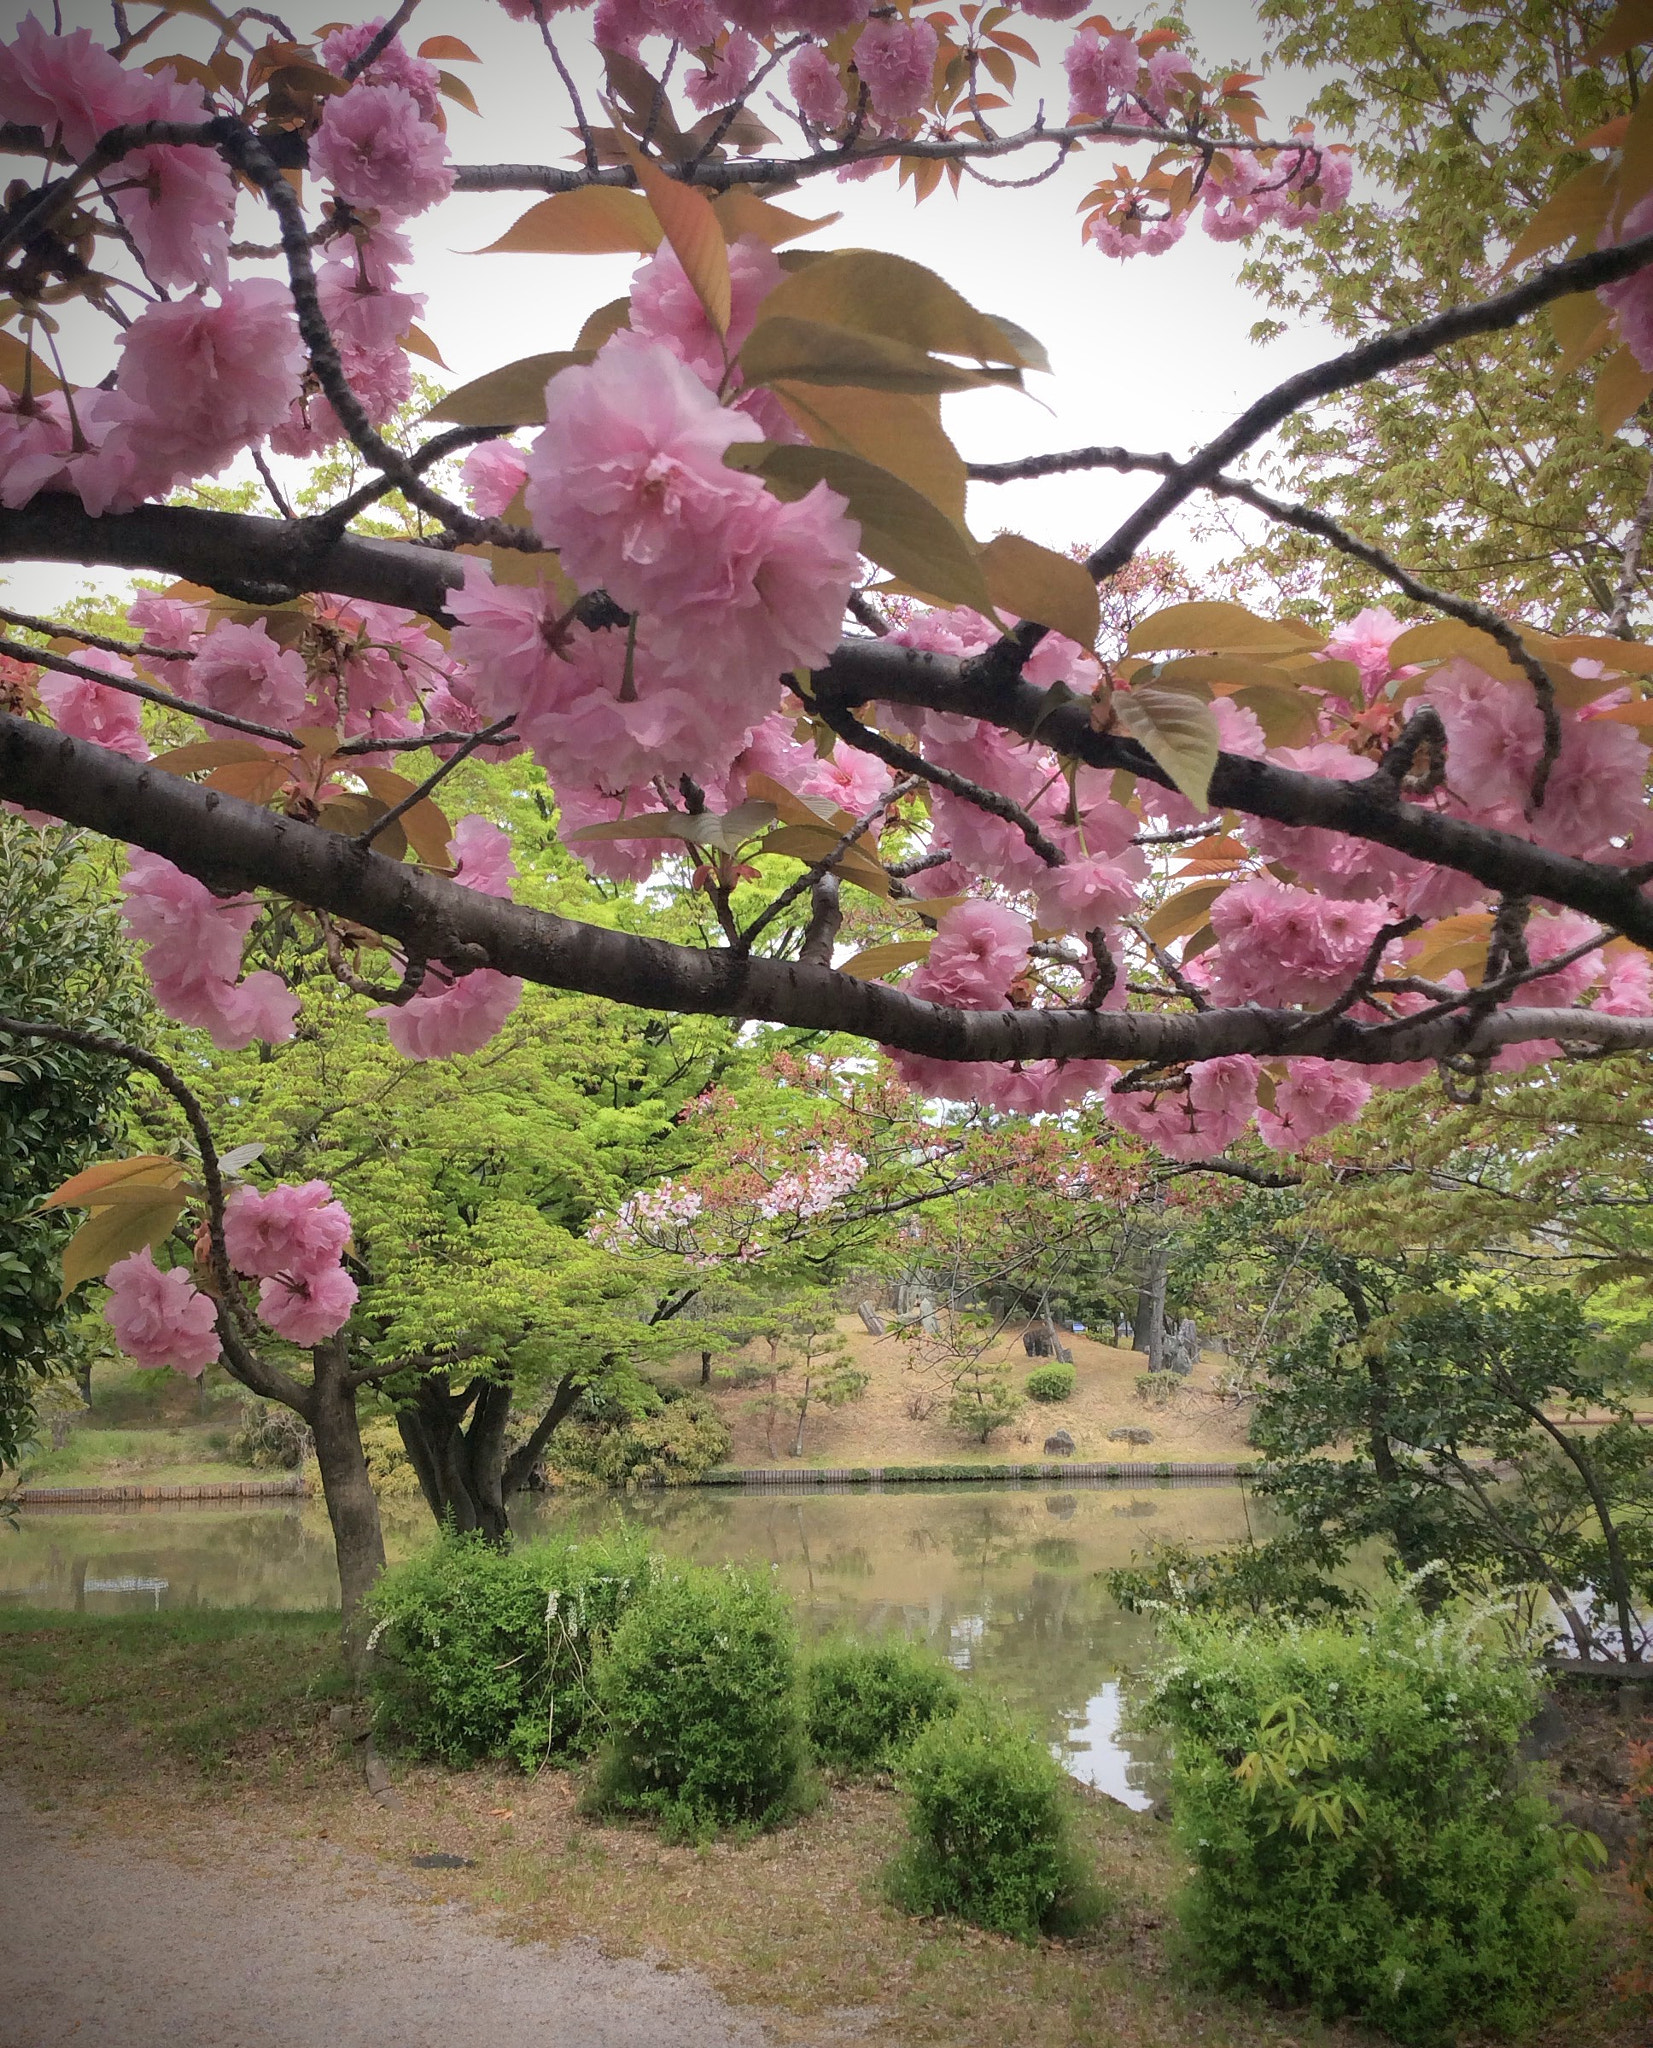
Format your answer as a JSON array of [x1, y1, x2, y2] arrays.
[[6, 1481, 1253, 1799]]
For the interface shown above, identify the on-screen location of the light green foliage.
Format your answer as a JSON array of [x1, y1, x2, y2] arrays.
[[0, 822, 148, 1466], [590, 1564, 809, 1837], [1107, 1531, 1359, 1623], [884, 1702, 1103, 1942], [366, 1528, 660, 1770], [550, 1383, 730, 1488], [804, 1636, 962, 1772], [1023, 1363, 1074, 1403], [1138, 1597, 1580, 2044], [1252, 1276, 1653, 1658], [744, 1292, 869, 1458], [947, 1366, 1022, 1443], [1239, 2, 1643, 628]]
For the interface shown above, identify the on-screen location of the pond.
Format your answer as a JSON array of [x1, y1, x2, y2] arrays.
[[3, 1479, 1258, 1806]]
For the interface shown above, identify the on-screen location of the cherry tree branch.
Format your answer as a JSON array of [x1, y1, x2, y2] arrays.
[[1, 636, 300, 747], [0, 1013, 304, 1407], [8, 714, 1653, 1069]]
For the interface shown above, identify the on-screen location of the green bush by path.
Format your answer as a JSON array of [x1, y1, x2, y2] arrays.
[[366, 1527, 659, 1771], [1137, 1597, 1583, 2045], [1024, 1364, 1075, 1403], [805, 1636, 962, 1771], [884, 1703, 1104, 1942], [588, 1563, 809, 1838]]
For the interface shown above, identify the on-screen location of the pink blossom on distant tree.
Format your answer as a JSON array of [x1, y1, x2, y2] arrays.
[[104, 1247, 221, 1377]]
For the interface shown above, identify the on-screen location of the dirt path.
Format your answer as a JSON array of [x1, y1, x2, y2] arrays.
[[0, 1785, 772, 2048]]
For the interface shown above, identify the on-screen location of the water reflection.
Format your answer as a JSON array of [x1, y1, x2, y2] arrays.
[[5, 1481, 1254, 1799]]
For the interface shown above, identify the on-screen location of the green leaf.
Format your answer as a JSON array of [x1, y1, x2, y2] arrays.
[[741, 316, 1018, 395], [757, 250, 1038, 370], [769, 384, 966, 521], [60, 1193, 187, 1299], [838, 938, 933, 980], [978, 533, 1099, 647], [1128, 601, 1326, 658], [1113, 685, 1222, 809], [726, 443, 995, 613], [569, 801, 777, 854], [426, 351, 595, 427]]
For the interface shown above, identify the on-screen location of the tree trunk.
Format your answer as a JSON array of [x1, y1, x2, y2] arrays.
[[307, 1336, 386, 1677], [791, 1376, 812, 1458], [700, 1349, 713, 1386], [1133, 1245, 1169, 1365], [397, 1366, 583, 1542]]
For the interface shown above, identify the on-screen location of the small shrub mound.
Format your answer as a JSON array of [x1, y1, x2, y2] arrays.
[[552, 1386, 730, 1489], [884, 1704, 1103, 1942], [1024, 1364, 1075, 1403], [805, 1636, 962, 1771], [1139, 1597, 1582, 2045], [589, 1564, 809, 1837], [366, 1528, 658, 1771]]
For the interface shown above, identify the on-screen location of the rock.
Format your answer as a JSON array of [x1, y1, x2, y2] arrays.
[[1024, 1330, 1056, 1357], [857, 1301, 885, 1335], [1108, 1426, 1154, 1445], [1043, 1429, 1076, 1456], [1518, 1692, 1569, 1764], [1054, 1342, 1073, 1364], [1548, 1786, 1636, 1866]]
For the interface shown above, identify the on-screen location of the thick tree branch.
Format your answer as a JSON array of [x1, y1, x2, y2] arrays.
[[7, 715, 1653, 1069]]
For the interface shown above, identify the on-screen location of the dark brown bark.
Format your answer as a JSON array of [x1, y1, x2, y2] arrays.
[[395, 1367, 584, 1541], [306, 1335, 387, 1675], [7, 716, 1653, 1069]]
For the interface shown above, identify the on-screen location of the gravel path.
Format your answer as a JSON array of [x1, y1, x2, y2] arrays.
[[0, 1786, 773, 2048]]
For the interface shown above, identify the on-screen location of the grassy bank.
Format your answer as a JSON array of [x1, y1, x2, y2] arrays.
[[0, 1607, 1643, 2048]]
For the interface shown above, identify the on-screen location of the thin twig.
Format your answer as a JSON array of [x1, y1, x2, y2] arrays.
[[0, 637, 299, 747], [353, 719, 513, 849], [815, 699, 1064, 867], [1609, 459, 1653, 637]]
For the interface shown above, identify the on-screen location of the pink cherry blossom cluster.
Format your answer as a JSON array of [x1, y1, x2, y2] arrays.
[[370, 816, 525, 1058], [119, 852, 299, 1052], [754, 1142, 868, 1220], [102, 1176, 358, 1374]]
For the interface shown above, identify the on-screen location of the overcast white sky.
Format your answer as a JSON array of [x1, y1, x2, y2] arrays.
[[10, 0, 1352, 615]]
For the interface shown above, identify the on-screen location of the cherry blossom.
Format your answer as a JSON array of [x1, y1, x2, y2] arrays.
[[1255, 1060, 1372, 1152], [189, 620, 310, 728], [103, 1247, 222, 1377], [37, 650, 149, 762], [310, 82, 455, 220], [1064, 28, 1140, 120], [224, 1181, 353, 1281], [853, 18, 940, 119], [789, 45, 848, 127], [257, 1264, 360, 1345], [460, 441, 529, 518]]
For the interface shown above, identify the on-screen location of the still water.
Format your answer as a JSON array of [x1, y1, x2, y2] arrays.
[[3, 1480, 1257, 1805]]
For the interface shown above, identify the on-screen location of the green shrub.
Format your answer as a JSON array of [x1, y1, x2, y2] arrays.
[[1137, 1597, 1581, 2045], [1024, 1364, 1075, 1403], [552, 1387, 731, 1489], [805, 1637, 962, 1771], [589, 1564, 809, 1836], [366, 1527, 659, 1770], [884, 1703, 1103, 1941]]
